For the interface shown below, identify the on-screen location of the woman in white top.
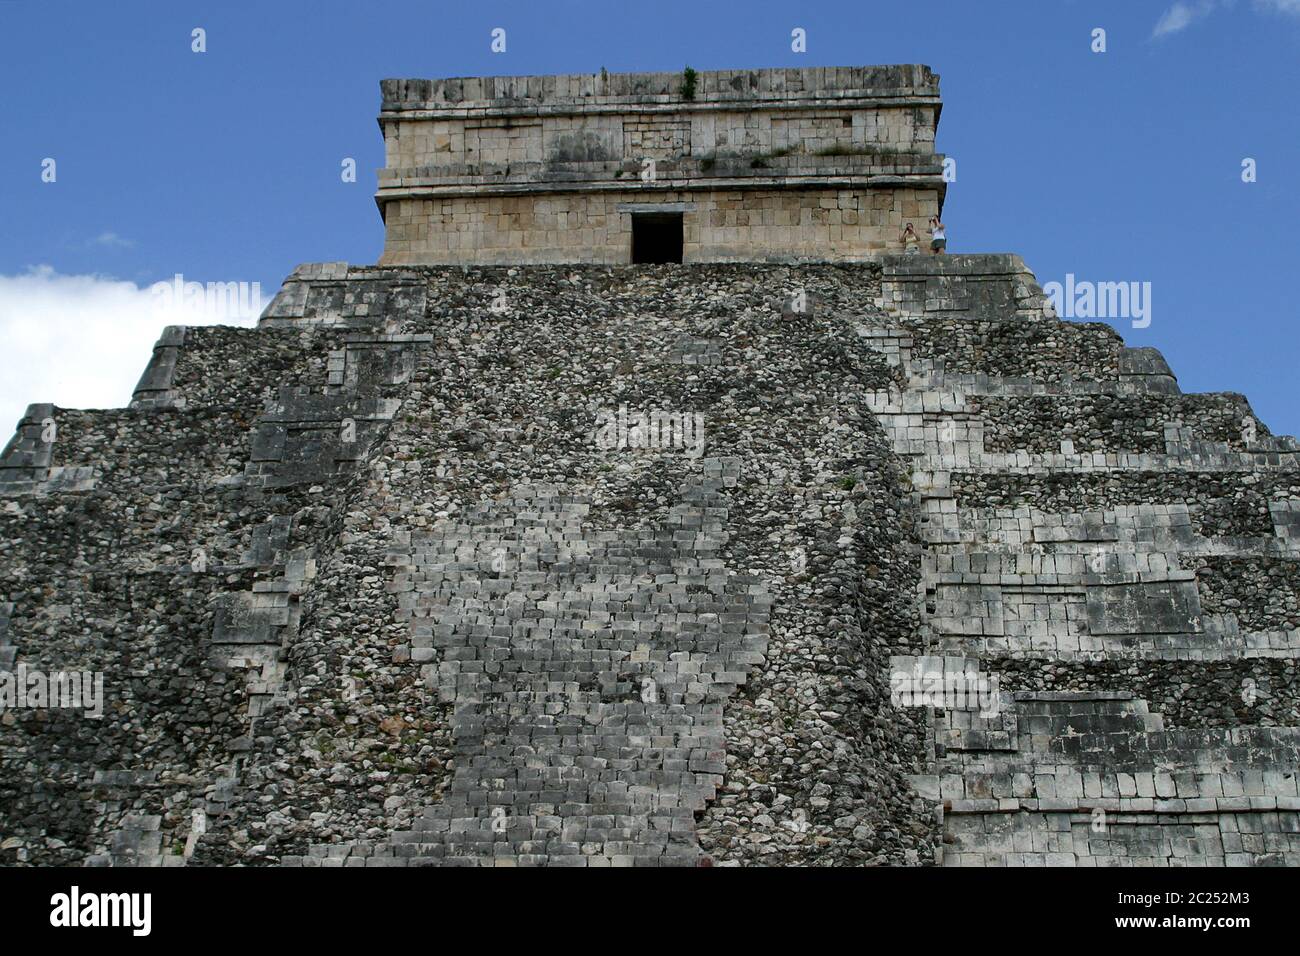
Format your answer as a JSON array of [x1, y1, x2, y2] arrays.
[[929, 216, 947, 254]]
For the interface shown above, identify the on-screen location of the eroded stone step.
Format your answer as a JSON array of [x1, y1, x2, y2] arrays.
[[316, 480, 770, 865]]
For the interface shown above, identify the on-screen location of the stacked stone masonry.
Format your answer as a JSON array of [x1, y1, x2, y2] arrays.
[[377, 66, 945, 264], [303, 481, 774, 866], [2, 256, 1297, 867], [871, 255, 1300, 865]]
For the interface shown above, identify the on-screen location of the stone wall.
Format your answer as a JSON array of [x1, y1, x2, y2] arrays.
[[866, 255, 1300, 865], [380, 186, 940, 265], [376, 66, 946, 264], [1, 263, 938, 866], [3, 255, 1298, 867]]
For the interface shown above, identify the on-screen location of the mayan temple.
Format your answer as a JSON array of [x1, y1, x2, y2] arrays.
[[3, 65, 1299, 869]]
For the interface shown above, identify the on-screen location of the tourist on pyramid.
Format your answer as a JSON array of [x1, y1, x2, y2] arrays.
[[929, 216, 947, 254], [900, 222, 922, 254]]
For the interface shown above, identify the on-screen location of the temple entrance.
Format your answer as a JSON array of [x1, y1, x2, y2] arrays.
[[631, 213, 683, 264]]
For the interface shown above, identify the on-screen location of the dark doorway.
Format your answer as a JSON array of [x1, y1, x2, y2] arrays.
[[631, 213, 683, 264]]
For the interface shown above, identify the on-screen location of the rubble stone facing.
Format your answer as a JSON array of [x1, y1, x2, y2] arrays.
[[974, 394, 1261, 455], [950, 472, 1296, 540], [1, 255, 1298, 867]]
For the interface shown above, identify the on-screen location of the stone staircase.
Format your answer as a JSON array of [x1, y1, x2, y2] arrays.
[[284, 475, 771, 866]]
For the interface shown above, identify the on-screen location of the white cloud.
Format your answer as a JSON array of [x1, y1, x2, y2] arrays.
[[1153, 0, 1222, 37], [87, 231, 135, 249], [0, 266, 269, 439], [1153, 0, 1300, 36]]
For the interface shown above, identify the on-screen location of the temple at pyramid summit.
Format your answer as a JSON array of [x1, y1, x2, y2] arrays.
[[374, 66, 944, 264], [3, 66, 1300, 868]]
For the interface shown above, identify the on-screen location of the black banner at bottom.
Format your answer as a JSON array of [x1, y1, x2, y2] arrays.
[[0, 865, 1282, 941]]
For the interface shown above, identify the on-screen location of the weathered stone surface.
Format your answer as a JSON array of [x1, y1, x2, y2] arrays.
[[865, 260, 1300, 864], [3, 67, 1298, 868], [3, 256, 1296, 868], [377, 66, 946, 265]]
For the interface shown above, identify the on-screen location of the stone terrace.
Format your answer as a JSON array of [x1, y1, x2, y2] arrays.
[[868, 255, 1300, 865], [1, 256, 1297, 866]]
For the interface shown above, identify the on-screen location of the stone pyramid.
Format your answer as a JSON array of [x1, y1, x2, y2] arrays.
[[3, 67, 1297, 867]]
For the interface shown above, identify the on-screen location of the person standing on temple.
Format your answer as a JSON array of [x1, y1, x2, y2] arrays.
[[900, 222, 922, 255], [929, 216, 947, 254]]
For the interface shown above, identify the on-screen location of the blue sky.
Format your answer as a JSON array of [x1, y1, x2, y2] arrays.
[[1, 0, 1297, 436]]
